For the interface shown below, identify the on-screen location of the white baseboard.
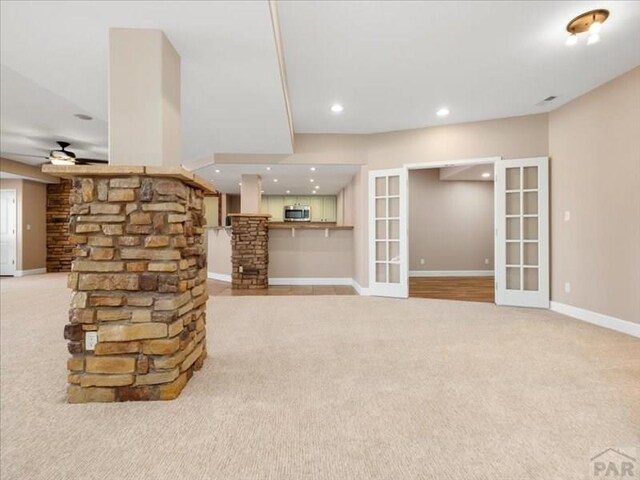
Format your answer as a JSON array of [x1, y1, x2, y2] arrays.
[[409, 270, 494, 277], [550, 301, 640, 338], [207, 272, 231, 283], [14, 268, 47, 277], [269, 277, 353, 286], [351, 279, 370, 296]]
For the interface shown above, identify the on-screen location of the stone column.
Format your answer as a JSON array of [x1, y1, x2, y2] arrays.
[[44, 166, 214, 402], [229, 214, 270, 289]]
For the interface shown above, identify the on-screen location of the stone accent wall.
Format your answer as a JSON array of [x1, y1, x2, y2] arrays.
[[230, 214, 270, 289], [47, 179, 72, 272], [64, 175, 208, 402]]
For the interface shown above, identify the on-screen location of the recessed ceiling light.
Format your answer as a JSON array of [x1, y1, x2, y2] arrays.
[[310, 179, 315, 183], [215, 169, 220, 173], [266, 167, 271, 171], [261, 190, 264, 194], [286, 190, 291, 194], [273, 179, 278, 182], [482, 172, 491, 178], [74, 113, 93, 121], [238, 182, 242, 186], [331, 104, 344, 113], [310, 167, 316, 172], [437, 107, 450, 117], [314, 185, 320, 189], [312, 191, 317, 194]]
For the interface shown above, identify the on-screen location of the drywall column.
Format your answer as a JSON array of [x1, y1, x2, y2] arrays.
[[240, 175, 262, 213], [108, 28, 181, 167]]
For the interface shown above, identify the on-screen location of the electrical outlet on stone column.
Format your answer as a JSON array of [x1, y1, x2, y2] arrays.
[[239, 265, 243, 273], [85, 331, 98, 351]]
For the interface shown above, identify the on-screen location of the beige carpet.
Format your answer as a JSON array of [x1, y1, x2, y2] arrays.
[[1, 274, 639, 480]]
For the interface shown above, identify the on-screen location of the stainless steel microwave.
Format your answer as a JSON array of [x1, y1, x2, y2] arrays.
[[284, 205, 311, 222]]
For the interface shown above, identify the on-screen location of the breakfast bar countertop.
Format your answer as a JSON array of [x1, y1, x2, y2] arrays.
[[267, 222, 354, 230]]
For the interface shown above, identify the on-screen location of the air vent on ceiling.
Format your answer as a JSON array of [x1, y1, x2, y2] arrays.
[[536, 95, 558, 106]]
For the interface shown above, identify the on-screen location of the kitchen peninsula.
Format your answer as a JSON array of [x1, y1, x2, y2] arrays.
[[207, 190, 354, 284]]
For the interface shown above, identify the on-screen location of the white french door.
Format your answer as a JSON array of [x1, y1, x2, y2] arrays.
[[368, 168, 408, 298], [495, 158, 549, 308], [0, 190, 17, 276]]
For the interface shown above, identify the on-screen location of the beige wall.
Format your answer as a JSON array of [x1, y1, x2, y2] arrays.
[[269, 229, 353, 278], [409, 169, 494, 272], [207, 228, 232, 276], [0, 178, 47, 272], [109, 28, 181, 166], [549, 67, 640, 324], [240, 175, 262, 213], [207, 227, 353, 279]]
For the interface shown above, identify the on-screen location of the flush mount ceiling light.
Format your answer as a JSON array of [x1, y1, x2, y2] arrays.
[[330, 104, 344, 113], [566, 9, 609, 46], [436, 107, 450, 117]]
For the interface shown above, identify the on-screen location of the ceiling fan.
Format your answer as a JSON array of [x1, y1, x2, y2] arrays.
[[5, 141, 108, 165]]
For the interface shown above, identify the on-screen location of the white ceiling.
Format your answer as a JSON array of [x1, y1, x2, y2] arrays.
[[1, 0, 639, 185], [278, 1, 640, 133], [196, 163, 360, 195], [0, 0, 292, 166]]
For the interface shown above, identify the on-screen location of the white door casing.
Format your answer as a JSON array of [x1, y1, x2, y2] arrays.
[[495, 157, 549, 308], [369, 168, 408, 298], [0, 189, 17, 276]]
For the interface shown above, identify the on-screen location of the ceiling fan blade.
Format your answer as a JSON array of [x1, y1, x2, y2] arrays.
[[1, 152, 48, 159], [75, 158, 109, 165]]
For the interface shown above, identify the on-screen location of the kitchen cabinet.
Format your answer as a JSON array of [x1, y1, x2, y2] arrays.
[[260, 195, 338, 223]]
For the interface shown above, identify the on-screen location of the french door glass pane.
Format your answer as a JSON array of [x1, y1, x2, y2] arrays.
[[388, 176, 400, 196], [376, 198, 386, 218], [523, 167, 538, 189], [389, 241, 400, 262], [376, 242, 387, 261], [507, 218, 520, 240], [524, 217, 538, 240], [506, 168, 520, 190], [506, 243, 520, 265], [376, 177, 386, 196], [376, 220, 386, 239], [523, 243, 538, 266], [523, 192, 538, 215], [388, 197, 400, 217], [506, 267, 521, 290], [389, 264, 400, 283], [376, 263, 387, 282], [388, 220, 400, 240], [524, 268, 539, 291], [506, 192, 520, 215]]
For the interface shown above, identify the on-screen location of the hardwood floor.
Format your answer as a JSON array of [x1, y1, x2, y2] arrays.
[[208, 280, 356, 296], [409, 276, 495, 303]]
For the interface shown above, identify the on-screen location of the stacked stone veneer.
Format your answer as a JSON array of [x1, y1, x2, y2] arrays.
[[64, 175, 208, 402], [230, 214, 270, 289], [47, 179, 73, 272]]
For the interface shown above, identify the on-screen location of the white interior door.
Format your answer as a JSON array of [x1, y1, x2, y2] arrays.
[[369, 168, 408, 298], [0, 190, 17, 276], [495, 158, 549, 308]]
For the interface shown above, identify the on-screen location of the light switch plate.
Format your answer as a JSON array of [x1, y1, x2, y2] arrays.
[[564, 211, 571, 221], [564, 282, 571, 294], [85, 331, 98, 351]]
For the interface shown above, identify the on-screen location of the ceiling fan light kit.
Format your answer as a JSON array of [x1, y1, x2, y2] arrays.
[[565, 9, 609, 46]]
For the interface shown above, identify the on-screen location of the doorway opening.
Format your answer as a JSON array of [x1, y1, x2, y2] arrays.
[[0, 189, 17, 277], [407, 160, 496, 303]]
